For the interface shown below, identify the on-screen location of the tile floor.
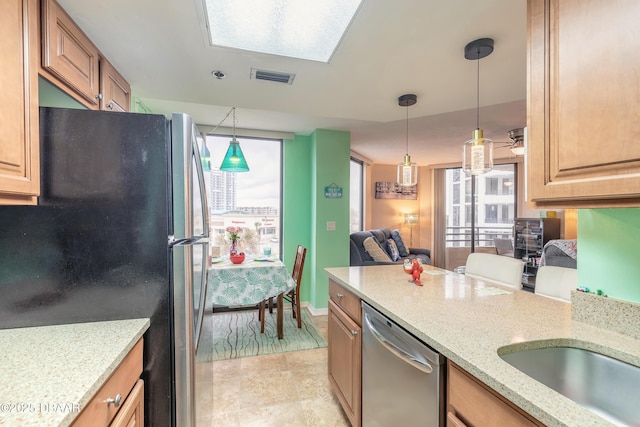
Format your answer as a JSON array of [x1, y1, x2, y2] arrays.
[[197, 312, 351, 426]]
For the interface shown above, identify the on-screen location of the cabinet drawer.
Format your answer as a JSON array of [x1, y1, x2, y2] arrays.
[[329, 280, 361, 325], [448, 361, 542, 427], [71, 338, 143, 427]]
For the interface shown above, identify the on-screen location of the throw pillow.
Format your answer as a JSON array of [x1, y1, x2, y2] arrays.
[[363, 236, 392, 262], [387, 238, 400, 262], [391, 229, 409, 257]]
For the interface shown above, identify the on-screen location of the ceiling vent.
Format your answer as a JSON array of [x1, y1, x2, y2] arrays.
[[250, 68, 296, 85]]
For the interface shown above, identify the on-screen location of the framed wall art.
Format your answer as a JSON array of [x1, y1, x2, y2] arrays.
[[375, 182, 417, 200]]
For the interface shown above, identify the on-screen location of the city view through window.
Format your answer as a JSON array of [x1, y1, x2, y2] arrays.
[[445, 164, 516, 248], [203, 135, 282, 258]]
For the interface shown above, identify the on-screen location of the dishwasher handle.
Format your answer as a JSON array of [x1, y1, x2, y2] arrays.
[[364, 312, 433, 374]]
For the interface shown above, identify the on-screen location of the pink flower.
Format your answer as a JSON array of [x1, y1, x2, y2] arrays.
[[226, 226, 242, 240]]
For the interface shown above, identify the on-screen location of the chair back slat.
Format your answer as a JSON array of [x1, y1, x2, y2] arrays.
[[292, 245, 307, 288]]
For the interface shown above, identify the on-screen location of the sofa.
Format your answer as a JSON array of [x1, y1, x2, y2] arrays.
[[350, 228, 431, 266]]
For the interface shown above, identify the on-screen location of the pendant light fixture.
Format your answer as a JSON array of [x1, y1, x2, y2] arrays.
[[200, 138, 211, 172], [463, 38, 494, 176], [219, 107, 249, 172], [397, 94, 418, 186]]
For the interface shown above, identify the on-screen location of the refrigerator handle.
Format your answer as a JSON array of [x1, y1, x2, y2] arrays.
[[192, 126, 210, 238]]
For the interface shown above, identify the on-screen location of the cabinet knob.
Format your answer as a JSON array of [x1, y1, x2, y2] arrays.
[[351, 330, 358, 336], [106, 393, 122, 407], [95, 93, 104, 101], [107, 102, 114, 110], [336, 293, 344, 299]]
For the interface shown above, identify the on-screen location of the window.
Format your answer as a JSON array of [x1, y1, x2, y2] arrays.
[[444, 164, 517, 248], [485, 178, 499, 195], [350, 158, 364, 232], [204, 135, 282, 257]]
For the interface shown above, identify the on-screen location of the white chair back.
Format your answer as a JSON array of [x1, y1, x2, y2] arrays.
[[534, 266, 577, 302], [465, 252, 525, 289]]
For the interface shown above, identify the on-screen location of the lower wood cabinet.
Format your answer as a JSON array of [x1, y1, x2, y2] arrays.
[[328, 280, 361, 427], [447, 361, 543, 427], [71, 338, 144, 427], [111, 379, 144, 427]]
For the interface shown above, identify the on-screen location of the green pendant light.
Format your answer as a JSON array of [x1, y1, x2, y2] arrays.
[[219, 107, 249, 172]]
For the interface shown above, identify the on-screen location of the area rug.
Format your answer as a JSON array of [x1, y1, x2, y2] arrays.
[[197, 308, 327, 361]]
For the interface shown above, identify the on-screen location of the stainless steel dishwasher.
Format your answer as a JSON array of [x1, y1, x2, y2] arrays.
[[362, 301, 444, 426]]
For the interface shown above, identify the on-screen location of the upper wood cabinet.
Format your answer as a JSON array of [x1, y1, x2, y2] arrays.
[[527, 0, 640, 208], [100, 56, 131, 112], [41, 0, 100, 107], [40, 0, 131, 112], [0, 0, 40, 205]]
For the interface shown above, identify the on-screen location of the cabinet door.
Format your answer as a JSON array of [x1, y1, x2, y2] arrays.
[[110, 379, 144, 427], [0, 0, 39, 205], [328, 299, 362, 427], [527, 0, 640, 207], [41, 0, 100, 107], [100, 57, 131, 112]]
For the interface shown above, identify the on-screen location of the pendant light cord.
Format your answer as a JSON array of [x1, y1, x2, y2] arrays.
[[231, 107, 237, 139], [405, 104, 409, 156], [476, 49, 480, 130], [203, 106, 236, 135]]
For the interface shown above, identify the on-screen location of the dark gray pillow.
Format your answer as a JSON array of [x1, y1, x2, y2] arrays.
[[390, 229, 409, 257], [387, 238, 400, 261]]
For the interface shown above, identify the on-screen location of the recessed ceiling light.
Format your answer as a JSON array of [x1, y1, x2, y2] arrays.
[[212, 70, 226, 79], [202, 0, 364, 63]]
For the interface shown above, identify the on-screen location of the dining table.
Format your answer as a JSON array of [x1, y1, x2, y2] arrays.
[[207, 256, 296, 339]]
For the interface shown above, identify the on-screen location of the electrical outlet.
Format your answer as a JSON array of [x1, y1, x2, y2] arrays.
[[326, 221, 336, 231]]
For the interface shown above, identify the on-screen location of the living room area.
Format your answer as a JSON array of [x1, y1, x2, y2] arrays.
[[349, 155, 577, 267]]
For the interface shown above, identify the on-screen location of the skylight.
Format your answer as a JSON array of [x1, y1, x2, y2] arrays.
[[202, 0, 364, 62]]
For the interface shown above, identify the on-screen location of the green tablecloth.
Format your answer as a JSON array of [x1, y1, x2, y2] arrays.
[[208, 258, 296, 307]]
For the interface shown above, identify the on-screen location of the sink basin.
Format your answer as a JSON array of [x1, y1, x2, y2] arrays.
[[499, 346, 640, 426]]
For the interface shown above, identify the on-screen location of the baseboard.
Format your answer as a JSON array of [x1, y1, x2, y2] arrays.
[[302, 302, 328, 316]]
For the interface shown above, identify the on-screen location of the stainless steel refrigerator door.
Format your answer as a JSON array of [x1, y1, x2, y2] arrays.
[[171, 113, 209, 243], [171, 113, 211, 427]]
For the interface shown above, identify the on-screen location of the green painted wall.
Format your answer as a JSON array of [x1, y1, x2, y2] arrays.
[[282, 135, 313, 303], [38, 76, 86, 109], [282, 129, 350, 310], [310, 129, 351, 309], [578, 209, 640, 303]]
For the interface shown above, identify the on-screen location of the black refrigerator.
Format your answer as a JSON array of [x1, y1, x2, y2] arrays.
[[0, 107, 212, 427]]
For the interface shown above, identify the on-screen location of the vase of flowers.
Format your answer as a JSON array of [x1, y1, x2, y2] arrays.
[[226, 226, 242, 255]]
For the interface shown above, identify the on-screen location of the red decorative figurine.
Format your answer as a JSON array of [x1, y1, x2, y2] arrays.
[[403, 258, 424, 286]]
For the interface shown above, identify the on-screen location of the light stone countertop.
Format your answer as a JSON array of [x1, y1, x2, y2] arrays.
[[0, 318, 150, 427], [325, 265, 640, 427]]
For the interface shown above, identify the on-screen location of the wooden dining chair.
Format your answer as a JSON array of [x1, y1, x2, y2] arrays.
[[259, 245, 307, 331], [284, 245, 307, 328]]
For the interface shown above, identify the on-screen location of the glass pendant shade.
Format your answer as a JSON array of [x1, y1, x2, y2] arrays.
[[463, 129, 493, 175], [397, 154, 418, 186], [201, 141, 211, 172], [219, 138, 249, 172]]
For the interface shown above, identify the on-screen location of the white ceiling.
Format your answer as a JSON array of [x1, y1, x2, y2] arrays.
[[57, 0, 527, 166]]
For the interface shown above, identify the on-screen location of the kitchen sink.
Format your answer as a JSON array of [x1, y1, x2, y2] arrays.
[[499, 345, 640, 427]]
